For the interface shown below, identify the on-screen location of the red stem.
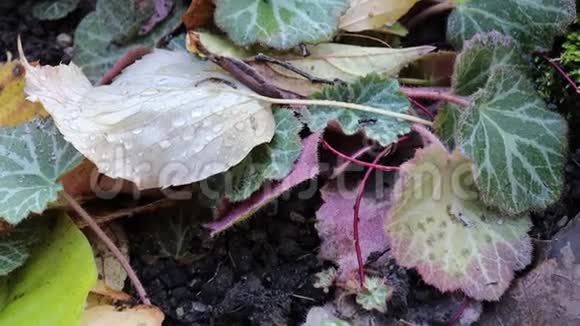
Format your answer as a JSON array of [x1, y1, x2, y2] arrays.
[[322, 140, 400, 172], [62, 192, 151, 305], [409, 98, 435, 120], [401, 87, 471, 107], [353, 147, 392, 287], [447, 298, 469, 325], [539, 53, 580, 94]]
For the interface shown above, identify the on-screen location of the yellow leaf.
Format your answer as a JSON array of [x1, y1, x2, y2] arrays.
[[0, 60, 48, 126], [340, 0, 420, 32]]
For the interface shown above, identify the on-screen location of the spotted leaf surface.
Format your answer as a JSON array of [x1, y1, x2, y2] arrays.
[[224, 108, 302, 202], [0, 118, 83, 224], [457, 67, 567, 214], [303, 74, 410, 146], [447, 0, 576, 51], [385, 142, 532, 300], [21, 49, 275, 189], [214, 0, 349, 49], [452, 32, 529, 96]]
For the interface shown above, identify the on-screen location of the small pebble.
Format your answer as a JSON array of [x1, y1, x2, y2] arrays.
[[56, 33, 72, 47]]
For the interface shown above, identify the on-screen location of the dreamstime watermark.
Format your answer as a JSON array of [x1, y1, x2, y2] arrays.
[[84, 145, 479, 216]]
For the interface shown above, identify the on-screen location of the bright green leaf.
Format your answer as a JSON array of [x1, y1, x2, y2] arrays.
[[73, 0, 185, 83], [452, 32, 529, 96], [303, 74, 410, 146], [32, 0, 81, 20], [0, 220, 46, 276], [447, 0, 576, 51], [385, 142, 532, 300], [433, 103, 461, 150], [355, 276, 392, 313], [0, 213, 97, 325], [224, 108, 302, 202], [457, 67, 567, 214], [0, 118, 83, 225], [214, 0, 349, 49]]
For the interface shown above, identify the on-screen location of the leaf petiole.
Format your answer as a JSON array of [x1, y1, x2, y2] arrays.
[[222, 90, 434, 126]]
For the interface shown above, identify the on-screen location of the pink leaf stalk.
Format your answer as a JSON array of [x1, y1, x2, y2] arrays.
[[205, 132, 322, 236]]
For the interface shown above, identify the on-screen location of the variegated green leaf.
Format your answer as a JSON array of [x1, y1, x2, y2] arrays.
[[385, 142, 532, 300], [32, 0, 80, 20], [457, 67, 567, 214], [434, 103, 461, 150], [214, 0, 349, 49], [447, 0, 576, 51], [303, 74, 410, 146], [224, 108, 302, 202], [73, 0, 185, 83], [452, 32, 529, 96], [0, 220, 46, 275], [0, 118, 83, 224]]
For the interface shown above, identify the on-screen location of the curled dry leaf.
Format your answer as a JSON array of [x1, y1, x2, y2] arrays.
[[182, 0, 215, 30], [340, 0, 420, 32], [187, 31, 435, 83], [20, 46, 275, 189]]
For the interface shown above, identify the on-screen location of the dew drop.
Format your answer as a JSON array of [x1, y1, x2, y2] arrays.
[[132, 129, 143, 135], [173, 118, 186, 127], [235, 122, 245, 131], [141, 88, 159, 96], [159, 140, 171, 149]]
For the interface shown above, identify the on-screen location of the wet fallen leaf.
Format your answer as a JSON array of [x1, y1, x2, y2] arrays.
[[182, 0, 214, 30], [340, 0, 420, 32], [21, 47, 275, 189], [0, 60, 48, 126]]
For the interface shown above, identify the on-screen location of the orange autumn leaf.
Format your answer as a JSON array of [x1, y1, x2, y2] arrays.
[[182, 0, 215, 30], [0, 60, 48, 126]]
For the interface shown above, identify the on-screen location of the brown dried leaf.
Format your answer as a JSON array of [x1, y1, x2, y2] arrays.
[[182, 0, 214, 30]]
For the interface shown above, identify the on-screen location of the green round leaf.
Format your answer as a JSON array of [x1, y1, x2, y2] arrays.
[[303, 74, 410, 146], [0, 118, 83, 225], [457, 67, 567, 214], [32, 0, 80, 21], [214, 0, 349, 49], [447, 0, 576, 51]]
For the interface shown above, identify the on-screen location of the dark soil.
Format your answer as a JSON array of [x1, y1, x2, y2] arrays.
[[124, 190, 329, 326]]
